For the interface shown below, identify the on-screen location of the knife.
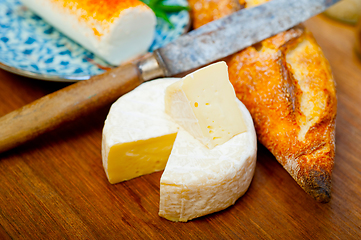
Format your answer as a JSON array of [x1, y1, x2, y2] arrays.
[[0, 0, 339, 154]]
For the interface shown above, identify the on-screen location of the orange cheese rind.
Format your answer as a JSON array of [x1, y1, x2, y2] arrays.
[[48, 0, 146, 37], [20, 0, 156, 65]]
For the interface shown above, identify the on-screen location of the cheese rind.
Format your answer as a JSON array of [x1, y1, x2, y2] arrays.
[[165, 61, 247, 149], [20, 0, 156, 65], [102, 77, 257, 222], [102, 79, 180, 183], [159, 99, 257, 222]]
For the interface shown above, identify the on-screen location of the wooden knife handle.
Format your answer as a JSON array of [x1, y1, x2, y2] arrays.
[[0, 63, 144, 154]]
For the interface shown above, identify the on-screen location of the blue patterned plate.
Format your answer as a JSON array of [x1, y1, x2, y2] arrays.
[[0, 0, 189, 82]]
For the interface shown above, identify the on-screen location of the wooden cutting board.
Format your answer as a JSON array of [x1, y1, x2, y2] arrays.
[[0, 15, 360, 239]]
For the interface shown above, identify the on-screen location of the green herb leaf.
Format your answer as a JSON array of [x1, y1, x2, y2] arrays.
[[158, 4, 190, 12], [153, 8, 174, 28], [148, 0, 163, 8], [140, 0, 189, 28]]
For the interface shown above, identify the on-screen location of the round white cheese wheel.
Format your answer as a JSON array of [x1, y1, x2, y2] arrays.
[[102, 78, 257, 222]]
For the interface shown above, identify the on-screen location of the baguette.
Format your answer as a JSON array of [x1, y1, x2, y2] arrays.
[[188, 0, 245, 29], [189, 0, 336, 202]]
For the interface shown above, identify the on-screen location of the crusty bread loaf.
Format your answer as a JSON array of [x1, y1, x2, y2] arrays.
[[188, 0, 245, 29], [189, 0, 337, 202]]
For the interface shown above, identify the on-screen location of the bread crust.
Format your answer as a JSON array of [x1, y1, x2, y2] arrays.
[[188, 0, 245, 29], [227, 26, 336, 202], [189, 1, 336, 202]]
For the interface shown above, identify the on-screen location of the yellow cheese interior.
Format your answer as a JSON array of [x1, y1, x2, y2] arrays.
[[165, 61, 247, 149], [107, 133, 177, 184]]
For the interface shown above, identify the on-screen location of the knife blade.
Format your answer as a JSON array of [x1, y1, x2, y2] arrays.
[[0, 0, 340, 153], [157, 0, 340, 76]]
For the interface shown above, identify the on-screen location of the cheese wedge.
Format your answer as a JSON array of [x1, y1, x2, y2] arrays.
[[102, 79, 180, 184], [165, 61, 247, 149], [20, 0, 156, 65]]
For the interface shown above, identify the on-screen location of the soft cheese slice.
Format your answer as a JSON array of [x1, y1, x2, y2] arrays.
[[20, 0, 156, 65], [165, 61, 247, 149], [102, 79, 180, 184], [159, 99, 257, 222]]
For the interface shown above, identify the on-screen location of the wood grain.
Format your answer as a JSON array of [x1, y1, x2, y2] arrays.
[[0, 63, 143, 153], [0, 15, 361, 239]]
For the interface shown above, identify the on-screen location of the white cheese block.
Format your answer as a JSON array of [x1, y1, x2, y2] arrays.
[[165, 62, 247, 149], [20, 0, 156, 65], [159, 97, 257, 222], [102, 78, 257, 222]]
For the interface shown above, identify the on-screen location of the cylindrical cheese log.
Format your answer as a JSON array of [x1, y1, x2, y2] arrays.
[[20, 0, 157, 65]]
